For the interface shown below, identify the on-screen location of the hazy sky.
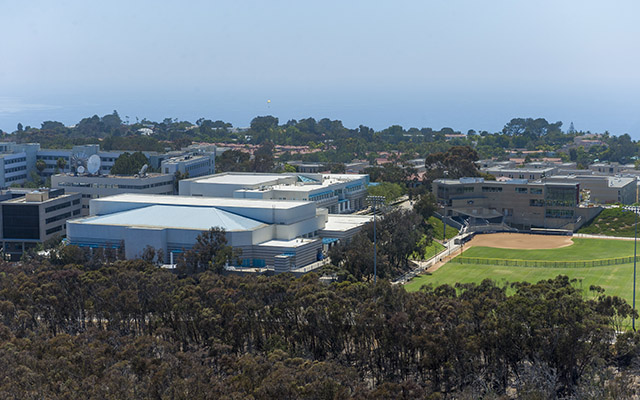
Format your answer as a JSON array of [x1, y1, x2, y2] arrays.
[[2, 0, 639, 136]]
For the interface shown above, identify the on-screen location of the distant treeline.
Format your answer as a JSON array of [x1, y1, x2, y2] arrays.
[[3, 112, 639, 165]]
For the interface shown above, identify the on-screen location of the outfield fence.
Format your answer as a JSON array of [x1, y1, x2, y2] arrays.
[[452, 255, 640, 268]]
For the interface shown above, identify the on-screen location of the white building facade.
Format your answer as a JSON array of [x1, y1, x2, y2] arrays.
[[179, 172, 369, 214]]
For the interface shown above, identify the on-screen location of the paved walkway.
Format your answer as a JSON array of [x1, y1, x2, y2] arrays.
[[573, 233, 637, 241], [393, 237, 469, 285]]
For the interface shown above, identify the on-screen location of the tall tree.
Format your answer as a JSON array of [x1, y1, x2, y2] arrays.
[[110, 152, 148, 175], [252, 141, 275, 172], [424, 145, 481, 182]]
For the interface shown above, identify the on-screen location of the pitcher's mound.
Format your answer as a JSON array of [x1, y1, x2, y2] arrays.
[[468, 233, 573, 250]]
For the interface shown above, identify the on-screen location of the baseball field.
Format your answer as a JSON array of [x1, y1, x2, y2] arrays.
[[405, 233, 639, 304]]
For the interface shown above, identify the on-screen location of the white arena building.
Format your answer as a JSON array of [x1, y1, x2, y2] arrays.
[[67, 194, 370, 272]]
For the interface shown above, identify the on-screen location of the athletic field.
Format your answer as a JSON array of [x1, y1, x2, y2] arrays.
[[405, 234, 639, 304]]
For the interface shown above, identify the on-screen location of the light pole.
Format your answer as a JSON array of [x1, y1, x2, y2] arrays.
[[624, 205, 638, 331], [634, 206, 638, 331], [367, 195, 385, 284]]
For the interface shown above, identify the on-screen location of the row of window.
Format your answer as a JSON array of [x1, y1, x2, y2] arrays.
[[529, 199, 575, 207], [38, 155, 67, 161], [497, 173, 544, 179], [546, 209, 575, 219], [38, 155, 117, 163], [186, 161, 210, 172], [6, 174, 26, 182], [45, 201, 71, 213], [46, 225, 63, 235], [5, 157, 26, 164], [308, 192, 335, 201], [345, 184, 363, 192], [46, 212, 71, 224], [57, 181, 172, 190], [5, 166, 27, 174]]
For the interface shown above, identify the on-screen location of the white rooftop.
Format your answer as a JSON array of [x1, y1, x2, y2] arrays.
[[77, 204, 266, 231], [91, 193, 310, 209], [257, 238, 317, 248], [323, 215, 373, 232], [194, 173, 293, 185]]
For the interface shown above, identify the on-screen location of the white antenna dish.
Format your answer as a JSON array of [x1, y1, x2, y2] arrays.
[[139, 164, 148, 176], [87, 154, 101, 175], [70, 152, 88, 175]]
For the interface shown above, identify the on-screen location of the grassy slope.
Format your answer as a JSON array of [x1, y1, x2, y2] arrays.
[[411, 238, 445, 260], [429, 216, 458, 241], [577, 207, 640, 237], [405, 238, 639, 305]]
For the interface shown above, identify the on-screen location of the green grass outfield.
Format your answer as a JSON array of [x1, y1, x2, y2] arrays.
[[405, 238, 639, 304]]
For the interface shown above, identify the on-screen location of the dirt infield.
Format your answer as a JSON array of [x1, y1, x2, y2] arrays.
[[467, 233, 574, 250], [425, 233, 574, 273]]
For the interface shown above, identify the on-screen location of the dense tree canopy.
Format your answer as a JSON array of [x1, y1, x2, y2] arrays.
[[0, 254, 636, 398], [424, 146, 482, 182], [110, 151, 149, 175]]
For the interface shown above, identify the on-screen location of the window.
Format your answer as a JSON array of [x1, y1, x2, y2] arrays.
[[530, 199, 545, 207], [45, 201, 71, 213], [46, 225, 63, 235], [546, 209, 574, 219], [530, 188, 543, 195], [545, 186, 576, 207], [3, 204, 39, 239], [46, 212, 71, 224], [515, 187, 528, 193]]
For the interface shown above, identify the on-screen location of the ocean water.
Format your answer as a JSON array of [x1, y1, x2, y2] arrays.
[[1, 88, 639, 139]]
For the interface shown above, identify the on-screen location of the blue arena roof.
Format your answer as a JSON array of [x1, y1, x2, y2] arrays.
[[78, 205, 265, 231]]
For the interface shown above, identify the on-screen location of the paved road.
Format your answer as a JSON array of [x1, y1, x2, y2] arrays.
[[392, 237, 464, 285]]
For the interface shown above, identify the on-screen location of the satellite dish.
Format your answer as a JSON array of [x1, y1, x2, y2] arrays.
[[70, 152, 88, 175], [138, 164, 148, 176], [87, 154, 101, 175]]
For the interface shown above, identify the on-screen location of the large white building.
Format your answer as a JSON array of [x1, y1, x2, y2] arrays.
[[51, 173, 175, 215], [67, 194, 370, 272], [179, 172, 369, 214]]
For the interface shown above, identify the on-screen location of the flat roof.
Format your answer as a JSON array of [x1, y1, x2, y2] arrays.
[[548, 175, 635, 187], [76, 204, 266, 231], [436, 178, 576, 187], [3, 192, 77, 204], [323, 215, 373, 232], [193, 173, 293, 185], [54, 173, 172, 180], [485, 167, 556, 173], [91, 193, 311, 209], [257, 238, 317, 248]]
